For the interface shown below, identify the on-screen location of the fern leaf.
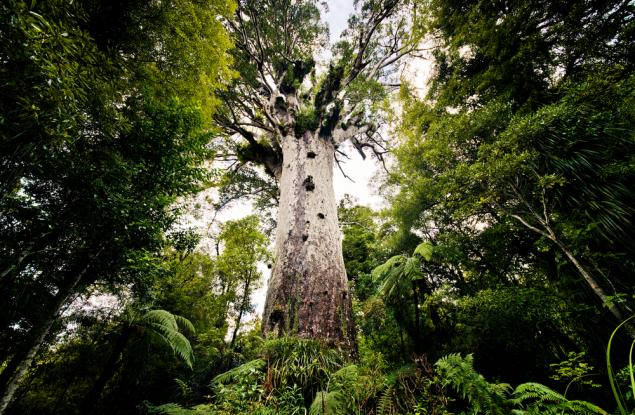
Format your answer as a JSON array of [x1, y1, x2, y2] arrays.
[[413, 242, 434, 261], [309, 391, 345, 415], [377, 384, 395, 415], [213, 358, 266, 384], [372, 255, 405, 281], [174, 314, 196, 336]]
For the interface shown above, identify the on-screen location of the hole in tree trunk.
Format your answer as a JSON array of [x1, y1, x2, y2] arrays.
[[317, 213, 325, 219], [303, 176, 315, 191], [269, 308, 284, 329], [302, 234, 308, 242], [307, 151, 316, 158]]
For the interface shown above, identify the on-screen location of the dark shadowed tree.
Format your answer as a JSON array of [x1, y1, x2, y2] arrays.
[[0, 0, 232, 411]]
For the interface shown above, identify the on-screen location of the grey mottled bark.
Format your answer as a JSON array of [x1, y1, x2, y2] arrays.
[[262, 131, 355, 352]]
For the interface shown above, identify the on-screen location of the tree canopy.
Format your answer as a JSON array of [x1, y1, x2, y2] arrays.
[[2, 0, 635, 414]]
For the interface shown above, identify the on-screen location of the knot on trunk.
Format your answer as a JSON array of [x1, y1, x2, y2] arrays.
[[303, 175, 315, 191]]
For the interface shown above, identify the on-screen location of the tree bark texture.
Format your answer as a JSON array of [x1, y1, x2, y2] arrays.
[[0, 276, 79, 415], [0, 248, 100, 415], [262, 132, 355, 352]]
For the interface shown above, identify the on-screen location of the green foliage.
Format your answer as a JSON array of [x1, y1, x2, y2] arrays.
[[262, 336, 344, 396], [435, 354, 509, 415], [212, 359, 267, 385], [550, 352, 601, 392], [137, 310, 196, 369], [295, 105, 320, 137], [338, 200, 383, 287], [388, 0, 635, 397], [372, 242, 435, 299], [0, 0, 233, 408], [309, 391, 345, 415], [510, 382, 607, 415], [606, 315, 635, 415], [434, 354, 607, 415], [356, 297, 410, 364]]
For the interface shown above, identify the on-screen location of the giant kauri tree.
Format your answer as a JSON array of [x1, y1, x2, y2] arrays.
[[214, 0, 423, 350]]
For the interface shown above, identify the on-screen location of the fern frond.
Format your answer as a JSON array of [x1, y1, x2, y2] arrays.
[[142, 310, 179, 331], [174, 314, 196, 336], [567, 399, 608, 414], [511, 382, 566, 405], [372, 255, 405, 282], [377, 384, 396, 415], [140, 310, 195, 368], [212, 358, 266, 384], [309, 391, 345, 415], [512, 382, 608, 414], [147, 324, 194, 368], [435, 353, 506, 414], [403, 256, 423, 281], [413, 242, 434, 261]]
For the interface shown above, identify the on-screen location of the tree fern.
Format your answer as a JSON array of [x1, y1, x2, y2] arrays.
[[140, 310, 196, 369]]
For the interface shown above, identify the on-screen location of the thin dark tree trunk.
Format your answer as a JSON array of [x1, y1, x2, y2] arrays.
[[412, 282, 422, 350], [80, 327, 132, 414], [399, 329, 406, 362], [230, 276, 251, 349]]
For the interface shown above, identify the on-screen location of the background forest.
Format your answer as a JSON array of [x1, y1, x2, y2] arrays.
[[1, 0, 634, 414]]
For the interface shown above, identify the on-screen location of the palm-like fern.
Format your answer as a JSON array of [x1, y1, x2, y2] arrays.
[[138, 309, 196, 368], [81, 308, 196, 413], [372, 242, 434, 299]]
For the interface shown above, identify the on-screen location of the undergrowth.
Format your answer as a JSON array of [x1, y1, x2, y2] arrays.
[[144, 335, 609, 415]]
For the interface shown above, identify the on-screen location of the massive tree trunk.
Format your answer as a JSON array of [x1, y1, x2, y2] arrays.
[[262, 132, 356, 352], [217, 0, 414, 353]]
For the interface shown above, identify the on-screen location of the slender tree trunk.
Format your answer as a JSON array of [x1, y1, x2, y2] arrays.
[[0, 249, 100, 415], [552, 238, 635, 336], [80, 327, 132, 414], [0, 277, 79, 414], [412, 282, 422, 350], [262, 132, 356, 352], [230, 277, 251, 349], [509, 208, 634, 337], [399, 329, 406, 362]]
